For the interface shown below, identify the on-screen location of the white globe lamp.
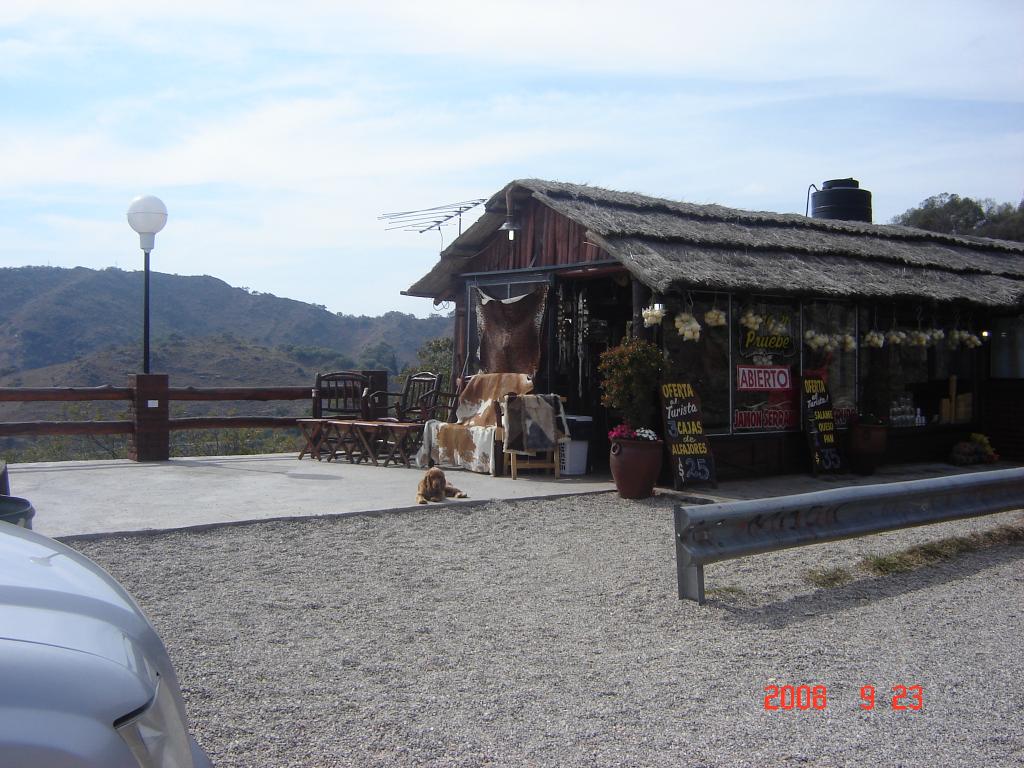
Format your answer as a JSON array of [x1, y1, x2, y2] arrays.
[[126, 195, 168, 374], [127, 195, 168, 251]]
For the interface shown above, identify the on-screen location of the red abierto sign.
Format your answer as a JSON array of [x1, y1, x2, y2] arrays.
[[736, 365, 792, 391]]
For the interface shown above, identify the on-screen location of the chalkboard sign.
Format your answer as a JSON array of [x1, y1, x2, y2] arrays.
[[802, 376, 844, 474], [661, 381, 716, 489]]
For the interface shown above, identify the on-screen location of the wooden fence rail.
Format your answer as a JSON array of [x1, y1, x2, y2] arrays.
[[0, 375, 391, 460], [169, 416, 301, 430], [168, 386, 311, 402], [0, 372, 388, 460], [0, 421, 134, 437], [0, 386, 132, 402]]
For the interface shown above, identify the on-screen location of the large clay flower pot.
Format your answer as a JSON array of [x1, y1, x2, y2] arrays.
[[609, 438, 664, 499]]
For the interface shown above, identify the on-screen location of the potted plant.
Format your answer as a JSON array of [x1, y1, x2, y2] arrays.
[[598, 337, 665, 498]]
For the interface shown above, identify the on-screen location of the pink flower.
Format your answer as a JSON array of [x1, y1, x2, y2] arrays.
[[608, 423, 637, 441], [608, 423, 659, 441]]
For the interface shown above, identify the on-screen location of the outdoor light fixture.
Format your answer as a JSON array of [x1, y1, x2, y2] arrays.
[[642, 298, 667, 328], [499, 215, 520, 241], [126, 195, 168, 375], [981, 330, 991, 338]]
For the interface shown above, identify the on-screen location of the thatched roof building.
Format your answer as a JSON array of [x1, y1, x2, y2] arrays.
[[407, 179, 1024, 474], [408, 179, 1024, 309]]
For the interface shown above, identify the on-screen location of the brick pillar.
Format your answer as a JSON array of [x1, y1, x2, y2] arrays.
[[129, 373, 169, 461]]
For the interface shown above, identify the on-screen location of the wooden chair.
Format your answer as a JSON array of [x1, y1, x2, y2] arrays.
[[297, 371, 370, 461], [364, 371, 444, 423], [361, 372, 444, 465], [434, 375, 473, 424], [498, 393, 567, 480], [314, 371, 371, 420], [506, 449, 561, 480]]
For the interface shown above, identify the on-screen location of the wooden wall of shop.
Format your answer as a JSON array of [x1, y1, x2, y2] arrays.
[[699, 422, 989, 482], [472, 199, 609, 272], [450, 200, 617, 385], [706, 432, 808, 480]]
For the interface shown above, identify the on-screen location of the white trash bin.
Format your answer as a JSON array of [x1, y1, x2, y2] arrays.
[[559, 415, 593, 475], [558, 440, 589, 475]]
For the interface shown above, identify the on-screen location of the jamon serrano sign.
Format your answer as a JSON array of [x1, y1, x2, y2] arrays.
[[661, 381, 716, 489]]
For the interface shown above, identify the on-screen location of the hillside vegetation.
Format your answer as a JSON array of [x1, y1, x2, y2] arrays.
[[0, 266, 452, 381], [0, 266, 453, 461]]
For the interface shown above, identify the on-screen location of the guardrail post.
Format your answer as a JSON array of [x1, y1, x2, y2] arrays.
[[129, 374, 169, 461], [673, 506, 706, 603], [0, 460, 8, 495]]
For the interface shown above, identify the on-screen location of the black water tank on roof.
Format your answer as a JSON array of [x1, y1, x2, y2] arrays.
[[811, 178, 872, 223]]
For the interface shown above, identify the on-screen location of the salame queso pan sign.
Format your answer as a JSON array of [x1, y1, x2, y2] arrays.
[[802, 375, 844, 474]]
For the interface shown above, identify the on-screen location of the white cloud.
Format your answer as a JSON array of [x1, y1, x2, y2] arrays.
[[1, 1, 1022, 317], [8, 2, 1024, 96]]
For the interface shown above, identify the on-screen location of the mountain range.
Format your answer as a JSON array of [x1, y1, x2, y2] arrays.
[[0, 266, 453, 389]]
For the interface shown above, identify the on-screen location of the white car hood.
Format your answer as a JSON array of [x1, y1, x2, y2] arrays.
[[0, 524, 159, 675]]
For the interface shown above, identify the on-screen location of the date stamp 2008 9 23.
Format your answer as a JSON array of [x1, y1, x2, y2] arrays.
[[763, 684, 924, 712]]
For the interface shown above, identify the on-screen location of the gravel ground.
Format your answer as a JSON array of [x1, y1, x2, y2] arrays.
[[67, 493, 1024, 768]]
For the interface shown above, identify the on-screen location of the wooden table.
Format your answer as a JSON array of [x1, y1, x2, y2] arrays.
[[299, 418, 427, 467], [356, 421, 425, 467], [296, 419, 327, 460], [323, 420, 369, 463]]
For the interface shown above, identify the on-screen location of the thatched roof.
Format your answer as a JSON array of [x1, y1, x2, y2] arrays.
[[406, 179, 1024, 309]]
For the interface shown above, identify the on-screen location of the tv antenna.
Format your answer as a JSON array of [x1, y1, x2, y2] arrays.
[[379, 198, 485, 235]]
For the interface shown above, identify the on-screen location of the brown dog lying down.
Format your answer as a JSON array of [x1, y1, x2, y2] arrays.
[[416, 467, 468, 504]]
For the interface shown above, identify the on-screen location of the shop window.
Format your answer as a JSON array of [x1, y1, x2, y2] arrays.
[[731, 297, 800, 433], [990, 316, 1024, 378], [662, 292, 730, 432], [802, 301, 858, 427], [858, 305, 979, 426]]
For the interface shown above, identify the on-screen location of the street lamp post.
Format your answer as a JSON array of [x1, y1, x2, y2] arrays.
[[126, 196, 168, 374]]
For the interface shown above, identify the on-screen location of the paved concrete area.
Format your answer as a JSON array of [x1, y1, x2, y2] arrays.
[[7, 454, 616, 538], [4, 453, 1017, 538]]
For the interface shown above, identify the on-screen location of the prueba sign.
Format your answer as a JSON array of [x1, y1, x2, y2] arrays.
[[738, 330, 796, 359], [802, 376, 843, 474], [661, 381, 716, 489]]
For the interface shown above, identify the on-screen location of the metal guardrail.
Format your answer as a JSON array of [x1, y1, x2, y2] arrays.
[[0, 460, 8, 495], [673, 467, 1024, 603]]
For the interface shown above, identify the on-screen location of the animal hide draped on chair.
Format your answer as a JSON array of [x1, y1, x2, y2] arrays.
[[501, 395, 569, 454], [417, 373, 534, 474], [475, 285, 549, 375]]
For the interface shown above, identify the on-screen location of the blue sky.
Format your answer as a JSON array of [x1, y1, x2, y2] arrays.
[[2, 1, 1022, 317]]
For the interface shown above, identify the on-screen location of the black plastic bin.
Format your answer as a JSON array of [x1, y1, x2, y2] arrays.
[[564, 415, 594, 441], [0, 495, 35, 529]]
